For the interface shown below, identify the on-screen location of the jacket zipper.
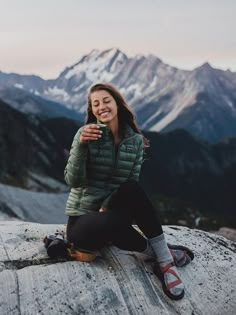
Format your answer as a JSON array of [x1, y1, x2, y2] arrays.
[[112, 134, 137, 172]]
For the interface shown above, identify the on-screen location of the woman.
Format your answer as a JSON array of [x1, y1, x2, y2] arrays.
[[64, 83, 191, 300]]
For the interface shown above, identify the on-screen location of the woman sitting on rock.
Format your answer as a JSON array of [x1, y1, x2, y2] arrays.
[[64, 82, 193, 300]]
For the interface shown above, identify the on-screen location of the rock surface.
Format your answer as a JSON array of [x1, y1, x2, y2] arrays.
[[0, 221, 235, 315], [213, 227, 236, 242]]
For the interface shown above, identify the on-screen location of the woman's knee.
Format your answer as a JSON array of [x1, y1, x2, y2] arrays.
[[68, 213, 112, 243]]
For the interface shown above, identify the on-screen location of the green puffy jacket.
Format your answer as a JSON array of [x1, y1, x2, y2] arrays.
[[64, 124, 144, 216]]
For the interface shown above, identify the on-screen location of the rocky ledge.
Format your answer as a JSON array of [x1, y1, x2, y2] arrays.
[[0, 221, 235, 315]]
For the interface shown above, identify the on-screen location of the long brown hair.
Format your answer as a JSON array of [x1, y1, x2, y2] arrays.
[[86, 83, 149, 147]]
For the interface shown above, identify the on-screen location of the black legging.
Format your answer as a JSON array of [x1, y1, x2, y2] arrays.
[[66, 181, 163, 252]]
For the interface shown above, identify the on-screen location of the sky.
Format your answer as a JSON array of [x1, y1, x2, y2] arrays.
[[0, 0, 235, 79]]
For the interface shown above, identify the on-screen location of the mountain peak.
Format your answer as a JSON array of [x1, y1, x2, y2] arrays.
[[85, 47, 127, 60], [195, 62, 213, 72], [147, 53, 162, 63], [201, 62, 211, 67], [104, 47, 124, 55], [60, 48, 127, 82], [193, 62, 216, 80], [87, 48, 100, 57], [98, 47, 127, 61]]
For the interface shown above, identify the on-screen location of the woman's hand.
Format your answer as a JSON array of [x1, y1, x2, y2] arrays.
[[80, 124, 103, 143], [99, 207, 107, 213]]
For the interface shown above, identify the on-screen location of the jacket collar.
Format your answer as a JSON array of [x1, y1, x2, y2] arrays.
[[123, 124, 136, 138]]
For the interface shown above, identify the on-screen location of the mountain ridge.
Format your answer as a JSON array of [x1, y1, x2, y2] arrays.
[[1, 48, 236, 142]]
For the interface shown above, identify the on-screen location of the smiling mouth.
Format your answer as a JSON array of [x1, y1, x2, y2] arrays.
[[100, 111, 110, 117]]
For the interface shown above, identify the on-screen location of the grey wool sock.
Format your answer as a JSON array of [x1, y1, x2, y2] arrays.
[[149, 233, 184, 297], [149, 233, 173, 264], [141, 240, 156, 258]]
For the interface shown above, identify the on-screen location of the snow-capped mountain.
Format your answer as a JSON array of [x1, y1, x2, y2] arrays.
[[1, 48, 236, 142], [0, 87, 83, 121]]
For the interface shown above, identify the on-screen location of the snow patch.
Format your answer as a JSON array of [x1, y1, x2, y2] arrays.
[[64, 49, 126, 82], [126, 84, 142, 98], [14, 83, 23, 89], [150, 92, 197, 131], [226, 98, 235, 111], [150, 76, 158, 88], [141, 109, 162, 129], [46, 87, 70, 102]]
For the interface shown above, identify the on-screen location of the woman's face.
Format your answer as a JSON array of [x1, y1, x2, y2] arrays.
[[90, 90, 118, 125]]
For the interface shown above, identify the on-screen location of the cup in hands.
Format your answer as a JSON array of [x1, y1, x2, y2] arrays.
[[80, 124, 107, 144], [96, 124, 107, 144]]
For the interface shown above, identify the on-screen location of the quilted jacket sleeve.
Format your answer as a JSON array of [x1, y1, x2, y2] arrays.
[[64, 127, 88, 188]]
